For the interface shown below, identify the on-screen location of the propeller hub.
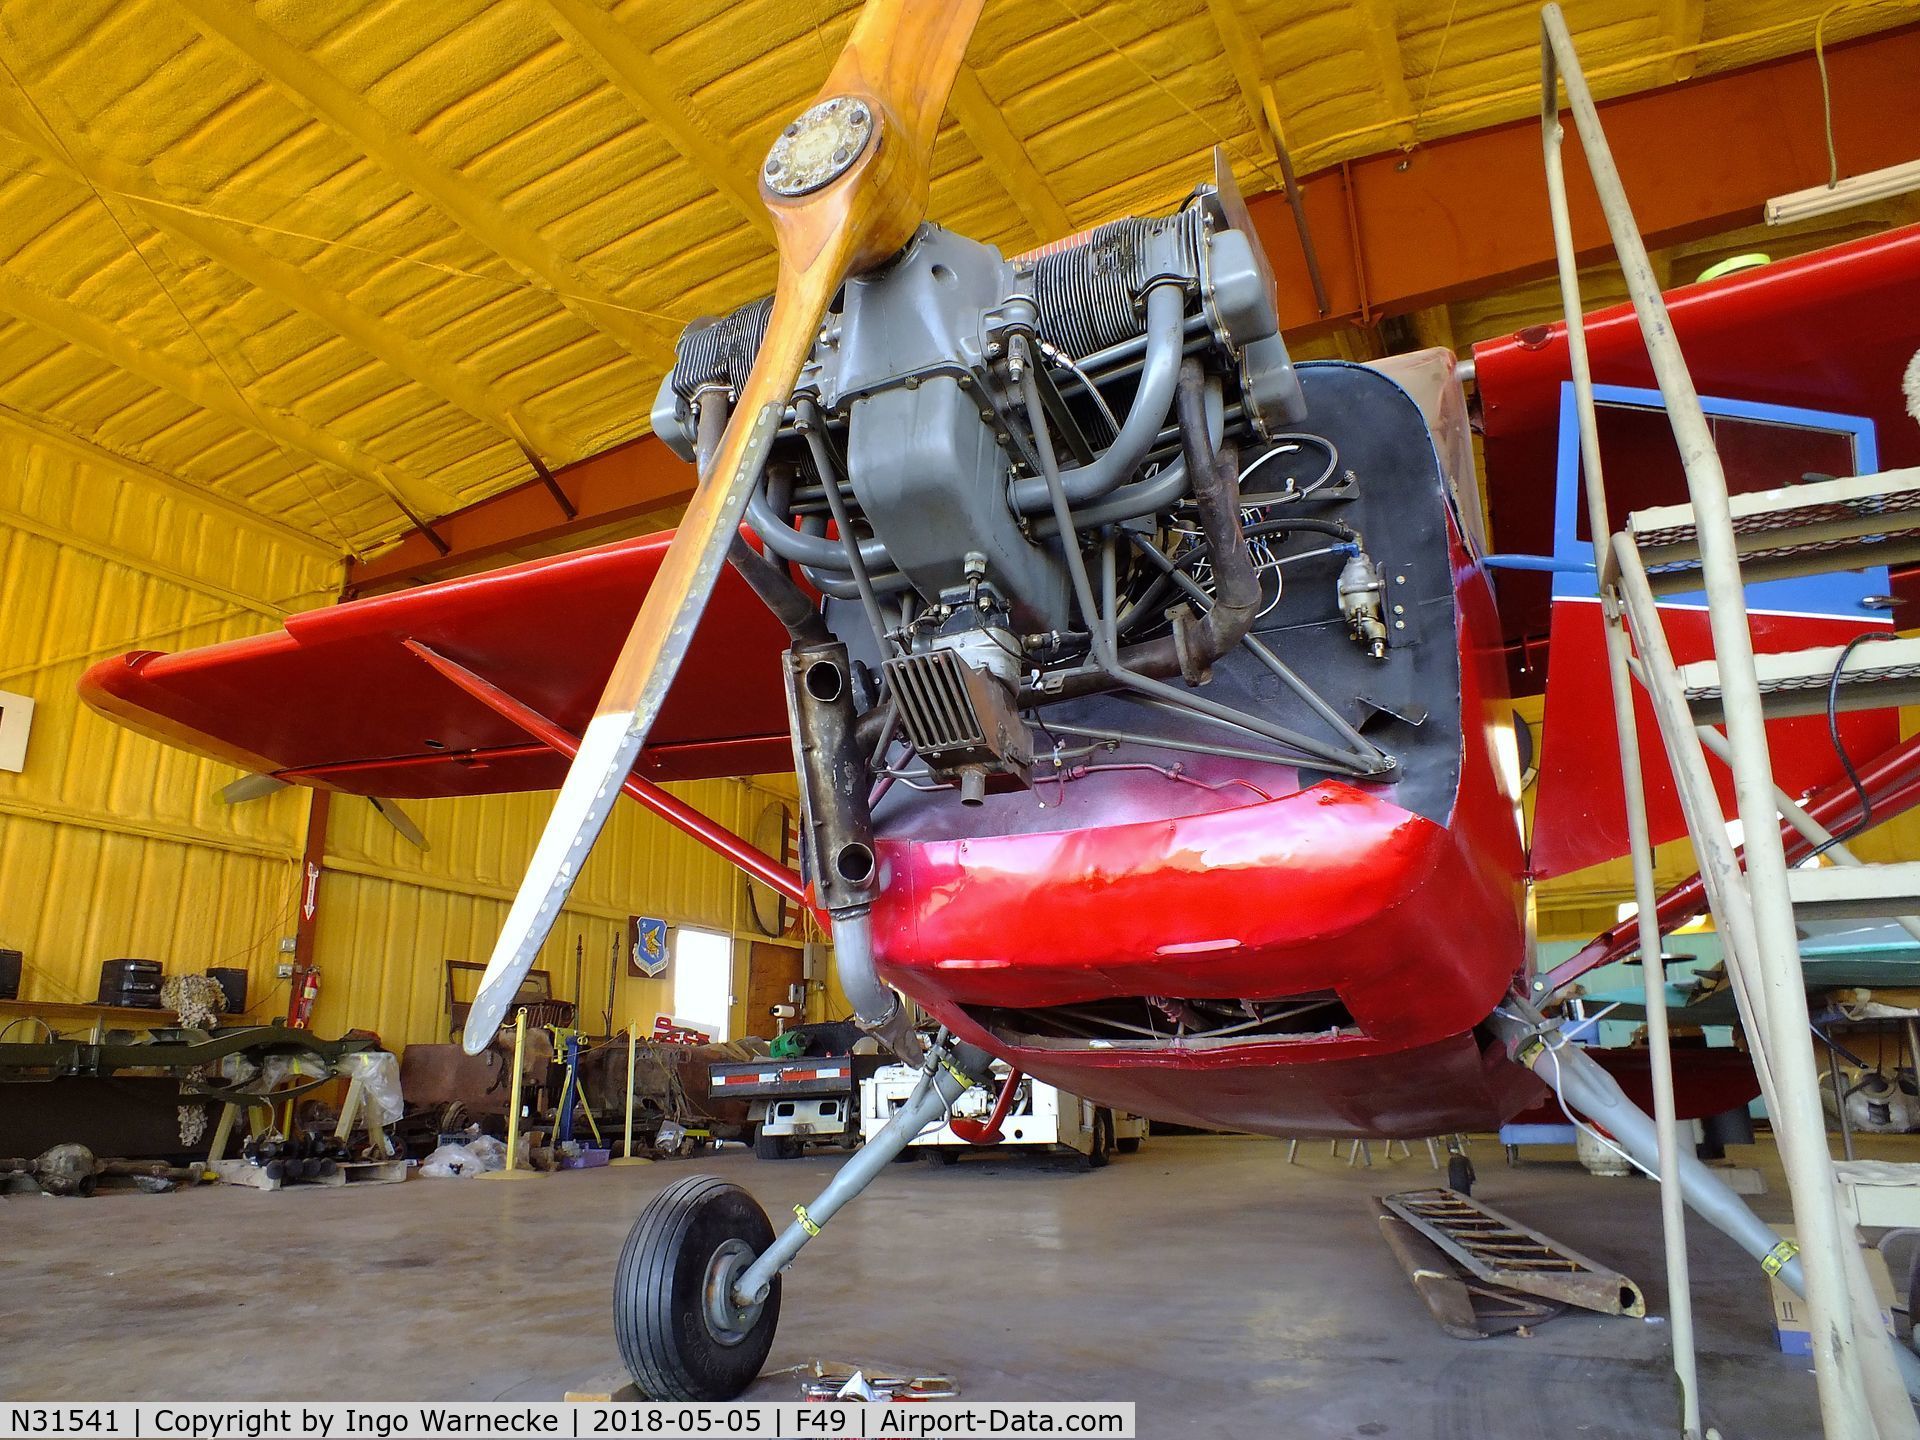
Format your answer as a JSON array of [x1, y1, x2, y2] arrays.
[[763, 96, 874, 197]]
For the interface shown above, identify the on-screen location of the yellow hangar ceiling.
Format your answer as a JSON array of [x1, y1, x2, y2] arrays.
[[0, 0, 1907, 559]]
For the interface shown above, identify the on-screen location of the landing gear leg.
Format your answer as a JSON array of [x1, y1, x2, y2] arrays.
[[613, 1032, 996, 1399], [1489, 999, 1920, 1402]]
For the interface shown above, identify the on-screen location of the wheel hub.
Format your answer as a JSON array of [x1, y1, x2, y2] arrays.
[[702, 1238, 764, 1344]]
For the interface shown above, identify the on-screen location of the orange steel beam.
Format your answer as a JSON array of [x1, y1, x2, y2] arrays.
[[1248, 21, 1920, 336], [345, 431, 696, 595], [348, 23, 1920, 593]]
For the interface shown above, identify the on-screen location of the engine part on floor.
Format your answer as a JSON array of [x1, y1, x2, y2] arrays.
[[96, 1157, 210, 1186], [237, 1129, 351, 1184], [8, 1143, 96, 1196], [799, 1364, 959, 1401], [1381, 1188, 1647, 1318], [1375, 1201, 1566, 1339], [0, 1145, 210, 1196]]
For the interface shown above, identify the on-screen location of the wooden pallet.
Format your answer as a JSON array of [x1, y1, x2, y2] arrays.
[[211, 1157, 407, 1190]]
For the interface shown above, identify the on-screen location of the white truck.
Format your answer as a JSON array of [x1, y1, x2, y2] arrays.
[[710, 1053, 878, 1158], [860, 1061, 1148, 1166]]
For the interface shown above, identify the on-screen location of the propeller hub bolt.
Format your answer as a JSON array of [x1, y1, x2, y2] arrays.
[[763, 96, 875, 197]]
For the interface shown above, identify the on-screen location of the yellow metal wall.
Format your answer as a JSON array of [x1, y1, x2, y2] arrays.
[[0, 426, 340, 1014], [311, 777, 764, 1048], [0, 426, 787, 1047]]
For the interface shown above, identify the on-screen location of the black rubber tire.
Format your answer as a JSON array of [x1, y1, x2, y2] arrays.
[[922, 1148, 960, 1166], [1086, 1109, 1115, 1169], [1447, 1153, 1475, 1196], [614, 1175, 780, 1401], [1116, 1134, 1142, 1156], [752, 1127, 797, 1161]]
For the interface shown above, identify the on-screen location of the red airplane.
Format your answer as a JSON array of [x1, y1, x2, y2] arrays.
[[76, 0, 1920, 1402]]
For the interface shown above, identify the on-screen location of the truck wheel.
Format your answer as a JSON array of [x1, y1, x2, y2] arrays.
[[1116, 1133, 1141, 1156], [613, 1176, 780, 1400], [1448, 1153, 1476, 1196], [753, 1127, 798, 1161], [1085, 1109, 1114, 1169]]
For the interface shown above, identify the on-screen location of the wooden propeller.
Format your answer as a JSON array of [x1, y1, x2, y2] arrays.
[[462, 0, 985, 1052]]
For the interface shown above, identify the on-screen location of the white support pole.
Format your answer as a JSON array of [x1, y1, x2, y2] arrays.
[[1538, 25, 1697, 1433], [1540, 9, 1906, 1432]]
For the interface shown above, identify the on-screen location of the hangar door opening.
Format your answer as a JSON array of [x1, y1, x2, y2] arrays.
[[672, 927, 733, 1041]]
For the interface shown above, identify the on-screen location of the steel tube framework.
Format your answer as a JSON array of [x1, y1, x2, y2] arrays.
[[1537, 8, 1917, 1435]]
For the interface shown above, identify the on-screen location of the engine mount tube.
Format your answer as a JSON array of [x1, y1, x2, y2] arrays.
[[1008, 280, 1188, 514], [1039, 359, 1261, 697], [1161, 360, 1260, 683]]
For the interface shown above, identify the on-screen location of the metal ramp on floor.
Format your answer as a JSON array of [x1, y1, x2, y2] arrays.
[[1382, 1188, 1646, 1318]]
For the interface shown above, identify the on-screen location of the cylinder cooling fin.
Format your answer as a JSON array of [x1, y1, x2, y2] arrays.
[[1024, 211, 1206, 358]]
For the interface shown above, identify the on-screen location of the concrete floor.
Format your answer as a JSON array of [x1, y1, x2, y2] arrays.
[[0, 1131, 1887, 1435]]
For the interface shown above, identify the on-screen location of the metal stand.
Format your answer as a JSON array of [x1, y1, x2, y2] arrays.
[[333, 1074, 393, 1159], [611, 1023, 651, 1165], [479, 1007, 541, 1181]]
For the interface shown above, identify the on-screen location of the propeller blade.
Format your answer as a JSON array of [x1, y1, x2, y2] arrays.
[[462, 0, 985, 1053], [368, 796, 430, 851], [220, 773, 289, 804]]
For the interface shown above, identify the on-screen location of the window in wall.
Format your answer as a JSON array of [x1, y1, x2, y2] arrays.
[[671, 926, 733, 1041]]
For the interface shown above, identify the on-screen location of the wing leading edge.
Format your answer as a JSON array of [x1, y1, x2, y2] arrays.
[[80, 529, 795, 798]]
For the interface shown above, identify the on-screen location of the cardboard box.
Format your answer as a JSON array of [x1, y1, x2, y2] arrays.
[[1769, 1226, 1898, 1356]]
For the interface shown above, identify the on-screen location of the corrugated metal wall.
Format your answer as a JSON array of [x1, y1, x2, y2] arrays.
[[0, 426, 339, 1012], [1, 427, 788, 1047], [312, 777, 764, 1047]]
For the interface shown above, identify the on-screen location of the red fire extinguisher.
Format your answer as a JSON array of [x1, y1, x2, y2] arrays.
[[287, 966, 320, 1029]]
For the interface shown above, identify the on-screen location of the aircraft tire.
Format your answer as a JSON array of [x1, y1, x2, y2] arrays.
[[614, 1176, 780, 1400]]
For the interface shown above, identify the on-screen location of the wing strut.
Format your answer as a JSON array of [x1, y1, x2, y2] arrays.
[[402, 639, 811, 912]]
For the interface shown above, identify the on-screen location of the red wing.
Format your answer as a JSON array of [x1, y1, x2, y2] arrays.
[[80, 530, 794, 798], [1475, 222, 1920, 878]]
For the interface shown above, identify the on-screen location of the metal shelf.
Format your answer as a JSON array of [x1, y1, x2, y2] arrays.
[[1675, 636, 1920, 724], [1787, 863, 1920, 921], [1628, 467, 1920, 594]]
